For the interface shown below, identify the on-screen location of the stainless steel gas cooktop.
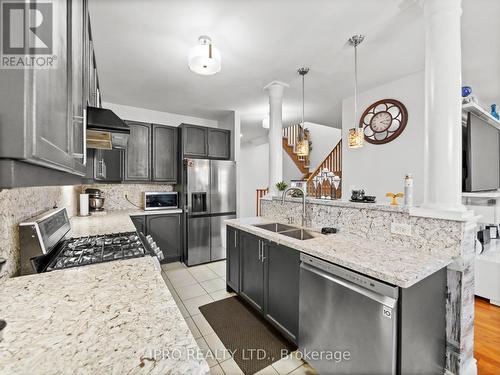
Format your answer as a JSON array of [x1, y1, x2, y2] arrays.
[[46, 231, 146, 271]]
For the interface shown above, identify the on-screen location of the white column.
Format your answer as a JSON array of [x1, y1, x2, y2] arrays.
[[264, 81, 289, 196], [422, 0, 465, 212]]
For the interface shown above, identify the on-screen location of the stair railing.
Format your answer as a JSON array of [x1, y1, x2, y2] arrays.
[[306, 139, 342, 197], [256, 188, 268, 216]]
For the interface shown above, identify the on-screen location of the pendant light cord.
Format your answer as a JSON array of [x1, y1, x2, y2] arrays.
[[354, 43, 358, 129], [302, 72, 305, 129]]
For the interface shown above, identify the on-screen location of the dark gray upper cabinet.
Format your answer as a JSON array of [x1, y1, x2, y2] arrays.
[[124, 121, 151, 181], [239, 232, 265, 312], [95, 149, 123, 182], [182, 125, 208, 158], [226, 226, 240, 293], [70, 0, 88, 175], [264, 242, 300, 343], [123, 122, 178, 183], [152, 125, 178, 183], [180, 124, 231, 160], [208, 129, 231, 159], [146, 214, 181, 263], [0, 0, 88, 184]]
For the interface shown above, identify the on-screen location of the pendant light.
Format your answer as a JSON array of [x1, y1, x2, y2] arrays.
[[347, 35, 365, 149], [296, 67, 310, 157], [188, 35, 221, 75]]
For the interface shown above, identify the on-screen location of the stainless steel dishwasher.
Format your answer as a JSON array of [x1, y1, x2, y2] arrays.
[[299, 254, 399, 375]]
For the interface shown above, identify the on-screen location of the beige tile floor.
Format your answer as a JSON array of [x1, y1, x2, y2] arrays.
[[160, 261, 318, 375]]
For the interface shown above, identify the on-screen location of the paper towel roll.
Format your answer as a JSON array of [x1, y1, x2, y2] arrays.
[[79, 194, 89, 216]]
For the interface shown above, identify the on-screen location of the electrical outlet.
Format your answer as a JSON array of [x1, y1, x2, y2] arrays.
[[391, 222, 412, 236]]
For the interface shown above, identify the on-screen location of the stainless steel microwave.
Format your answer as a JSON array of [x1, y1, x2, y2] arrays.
[[144, 192, 178, 211]]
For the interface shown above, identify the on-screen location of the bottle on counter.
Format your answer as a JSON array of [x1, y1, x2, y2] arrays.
[[404, 174, 414, 207]]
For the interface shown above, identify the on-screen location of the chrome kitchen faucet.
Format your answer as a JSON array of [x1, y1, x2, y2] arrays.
[[281, 187, 307, 227]]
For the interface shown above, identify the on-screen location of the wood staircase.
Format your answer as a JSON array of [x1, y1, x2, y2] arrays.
[[306, 139, 342, 198], [256, 128, 342, 215], [282, 124, 311, 179]]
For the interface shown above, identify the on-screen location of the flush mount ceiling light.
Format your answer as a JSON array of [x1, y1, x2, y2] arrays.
[[347, 34, 365, 149], [296, 67, 310, 157], [188, 35, 221, 75]]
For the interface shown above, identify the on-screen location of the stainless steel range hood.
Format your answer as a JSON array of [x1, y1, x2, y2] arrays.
[[86, 106, 130, 149]]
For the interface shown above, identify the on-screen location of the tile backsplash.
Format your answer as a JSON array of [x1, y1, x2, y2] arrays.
[[80, 184, 173, 211], [0, 183, 174, 279]]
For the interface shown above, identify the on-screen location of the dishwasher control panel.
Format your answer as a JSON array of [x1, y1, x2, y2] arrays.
[[300, 253, 399, 299]]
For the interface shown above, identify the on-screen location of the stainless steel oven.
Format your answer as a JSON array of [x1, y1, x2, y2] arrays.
[[144, 192, 178, 211]]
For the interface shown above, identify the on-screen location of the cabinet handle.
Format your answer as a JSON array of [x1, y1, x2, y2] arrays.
[[234, 231, 237, 247], [72, 108, 87, 165], [261, 243, 266, 263], [258, 240, 261, 261]]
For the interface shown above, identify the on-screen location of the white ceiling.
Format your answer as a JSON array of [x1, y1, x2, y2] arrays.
[[89, 0, 499, 140]]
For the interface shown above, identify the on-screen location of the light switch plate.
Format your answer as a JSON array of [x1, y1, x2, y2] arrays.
[[391, 222, 412, 236]]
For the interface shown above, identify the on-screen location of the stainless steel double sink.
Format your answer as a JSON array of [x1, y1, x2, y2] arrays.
[[252, 223, 315, 240]]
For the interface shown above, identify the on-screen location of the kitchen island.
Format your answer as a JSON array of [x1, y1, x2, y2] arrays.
[[226, 216, 455, 288], [0, 255, 209, 375], [225, 216, 454, 374]]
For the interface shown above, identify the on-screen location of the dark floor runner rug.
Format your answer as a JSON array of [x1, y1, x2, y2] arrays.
[[199, 296, 297, 375]]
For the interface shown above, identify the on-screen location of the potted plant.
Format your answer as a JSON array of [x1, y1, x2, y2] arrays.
[[276, 181, 288, 193]]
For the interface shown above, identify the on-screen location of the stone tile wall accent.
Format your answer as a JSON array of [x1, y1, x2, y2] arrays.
[[261, 198, 464, 257]]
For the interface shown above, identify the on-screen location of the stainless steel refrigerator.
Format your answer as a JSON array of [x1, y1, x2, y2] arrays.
[[183, 159, 236, 266]]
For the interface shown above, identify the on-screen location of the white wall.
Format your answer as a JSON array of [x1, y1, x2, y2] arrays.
[[240, 142, 269, 217], [342, 71, 425, 204], [102, 102, 219, 128]]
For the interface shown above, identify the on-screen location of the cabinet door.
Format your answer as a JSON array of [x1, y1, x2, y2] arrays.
[[226, 226, 240, 293], [152, 125, 177, 182], [146, 214, 181, 263], [70, 0, 87, 174], [208, 129, 230, 159], [27, 0, 74, 171], [182, 125, 207, 157], [264, 243, 300, 343], [124, 122, 151, 181], [131, 216, 146, 234], [94, 149, 122, 182], [240, 232, 264, 312]]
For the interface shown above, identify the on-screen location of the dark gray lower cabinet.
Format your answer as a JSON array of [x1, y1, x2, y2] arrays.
[[131, 215, 145, 234], [226, 226, 240, 292], [146, 214, 181, 263], [264, 242, 300, 342], [232, 226, 300, 343], [239, 232, 265, 313]]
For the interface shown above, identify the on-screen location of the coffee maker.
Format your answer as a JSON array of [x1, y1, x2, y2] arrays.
[[85, 188, 105, 211]]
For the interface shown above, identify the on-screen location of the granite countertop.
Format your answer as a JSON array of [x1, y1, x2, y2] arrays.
[[69, 209, 183, 237], [262, 196, 411, 213], [0, 257, 209, 375], [226, 217, 455, 288]]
